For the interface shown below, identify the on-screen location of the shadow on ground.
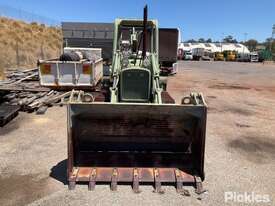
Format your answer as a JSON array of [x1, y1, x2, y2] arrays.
[[0, 174, 57, 206], [50, 159, 67, 185], [0, 117, 20, 136], [228, 135, 275, 164]]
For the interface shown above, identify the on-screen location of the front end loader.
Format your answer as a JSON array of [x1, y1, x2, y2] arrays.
[[67, 6, 207, 194]]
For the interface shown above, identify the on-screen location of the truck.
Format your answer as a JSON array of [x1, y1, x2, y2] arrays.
[[250, 52, 259, 62], [177, 49, 193, 60], [159, 28, 179, 75], [214, 52, 225, 61], [192, 48, 213, 61], [223, 50, 236, 61], [38, 47, 103, 89], [66, 6, 207, 194], [236, 53, 250, 62], [184, 50, 193, 60]]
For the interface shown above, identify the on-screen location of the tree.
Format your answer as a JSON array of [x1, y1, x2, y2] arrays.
[[223, 35, 238, 43], [206, 38, 212, 43], [186, 39, 197, 43], [198, 38, 205, 43], [244, 39, 258, 51], [186, 38, 212, 43], [264, 38, 275, 53]]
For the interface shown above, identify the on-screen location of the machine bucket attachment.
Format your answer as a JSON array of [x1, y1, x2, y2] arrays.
[[67, 102, 207, 191]]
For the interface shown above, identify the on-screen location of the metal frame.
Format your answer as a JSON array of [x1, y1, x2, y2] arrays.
[[110, 19, 162, 104]]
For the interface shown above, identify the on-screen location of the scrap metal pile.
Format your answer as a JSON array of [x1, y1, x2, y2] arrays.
[[0, 68, 73, 126], [0, 68, 72, 113]]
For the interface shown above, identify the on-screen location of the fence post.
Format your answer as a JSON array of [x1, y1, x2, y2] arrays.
[[40, 42, 45, 60], [16, 40, 20, 68]]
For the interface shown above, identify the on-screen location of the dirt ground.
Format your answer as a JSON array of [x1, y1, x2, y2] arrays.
[[0, 61, 275, 206]]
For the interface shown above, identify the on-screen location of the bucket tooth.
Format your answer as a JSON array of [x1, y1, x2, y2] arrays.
[[133, 168, 141, 193], [174, 169, 183, 193], [194, 176, 205, 194], [153, 168, 164, 194], [69, 181, 76, 190], [111, 168, 118, 191], [68, 168, 79, 190], [88, 168, 97, 191]]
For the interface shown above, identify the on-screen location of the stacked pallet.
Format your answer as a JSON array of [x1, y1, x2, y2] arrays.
[[0, 68, 73, 126]]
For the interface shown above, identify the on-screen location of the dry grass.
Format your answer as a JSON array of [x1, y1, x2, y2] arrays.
[[0, 17, 62, 79], [0, 69, 3, 80]]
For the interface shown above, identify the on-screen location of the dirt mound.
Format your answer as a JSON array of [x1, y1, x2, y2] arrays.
[[0, 17, 62, 79]]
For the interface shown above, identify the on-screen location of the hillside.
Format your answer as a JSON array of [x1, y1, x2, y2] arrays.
[[0, 17, 62, 79]]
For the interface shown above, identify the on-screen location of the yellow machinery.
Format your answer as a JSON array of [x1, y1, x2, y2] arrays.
[[214, 52, 225, 61], [223, 50, 236, 61]]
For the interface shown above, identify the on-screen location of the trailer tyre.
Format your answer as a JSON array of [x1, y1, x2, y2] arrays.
[[60, 52, 81, 61]]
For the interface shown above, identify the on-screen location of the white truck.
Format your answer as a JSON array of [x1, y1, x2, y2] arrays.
[[184, 50, 193, 60], [38, 47, 103, 88], [250, 52, 259, 62]]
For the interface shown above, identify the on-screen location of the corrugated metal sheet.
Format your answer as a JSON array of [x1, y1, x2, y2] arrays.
[[62, 22, 114, 39]]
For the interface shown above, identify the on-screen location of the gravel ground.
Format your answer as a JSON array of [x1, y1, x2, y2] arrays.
[[0, 61, 275, 206]]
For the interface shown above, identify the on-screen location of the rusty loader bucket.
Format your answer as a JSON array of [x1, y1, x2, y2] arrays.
[[67, 102, 207, 193]]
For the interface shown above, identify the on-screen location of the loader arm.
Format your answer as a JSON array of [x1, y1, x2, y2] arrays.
[[151, 53, 162, 104]]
